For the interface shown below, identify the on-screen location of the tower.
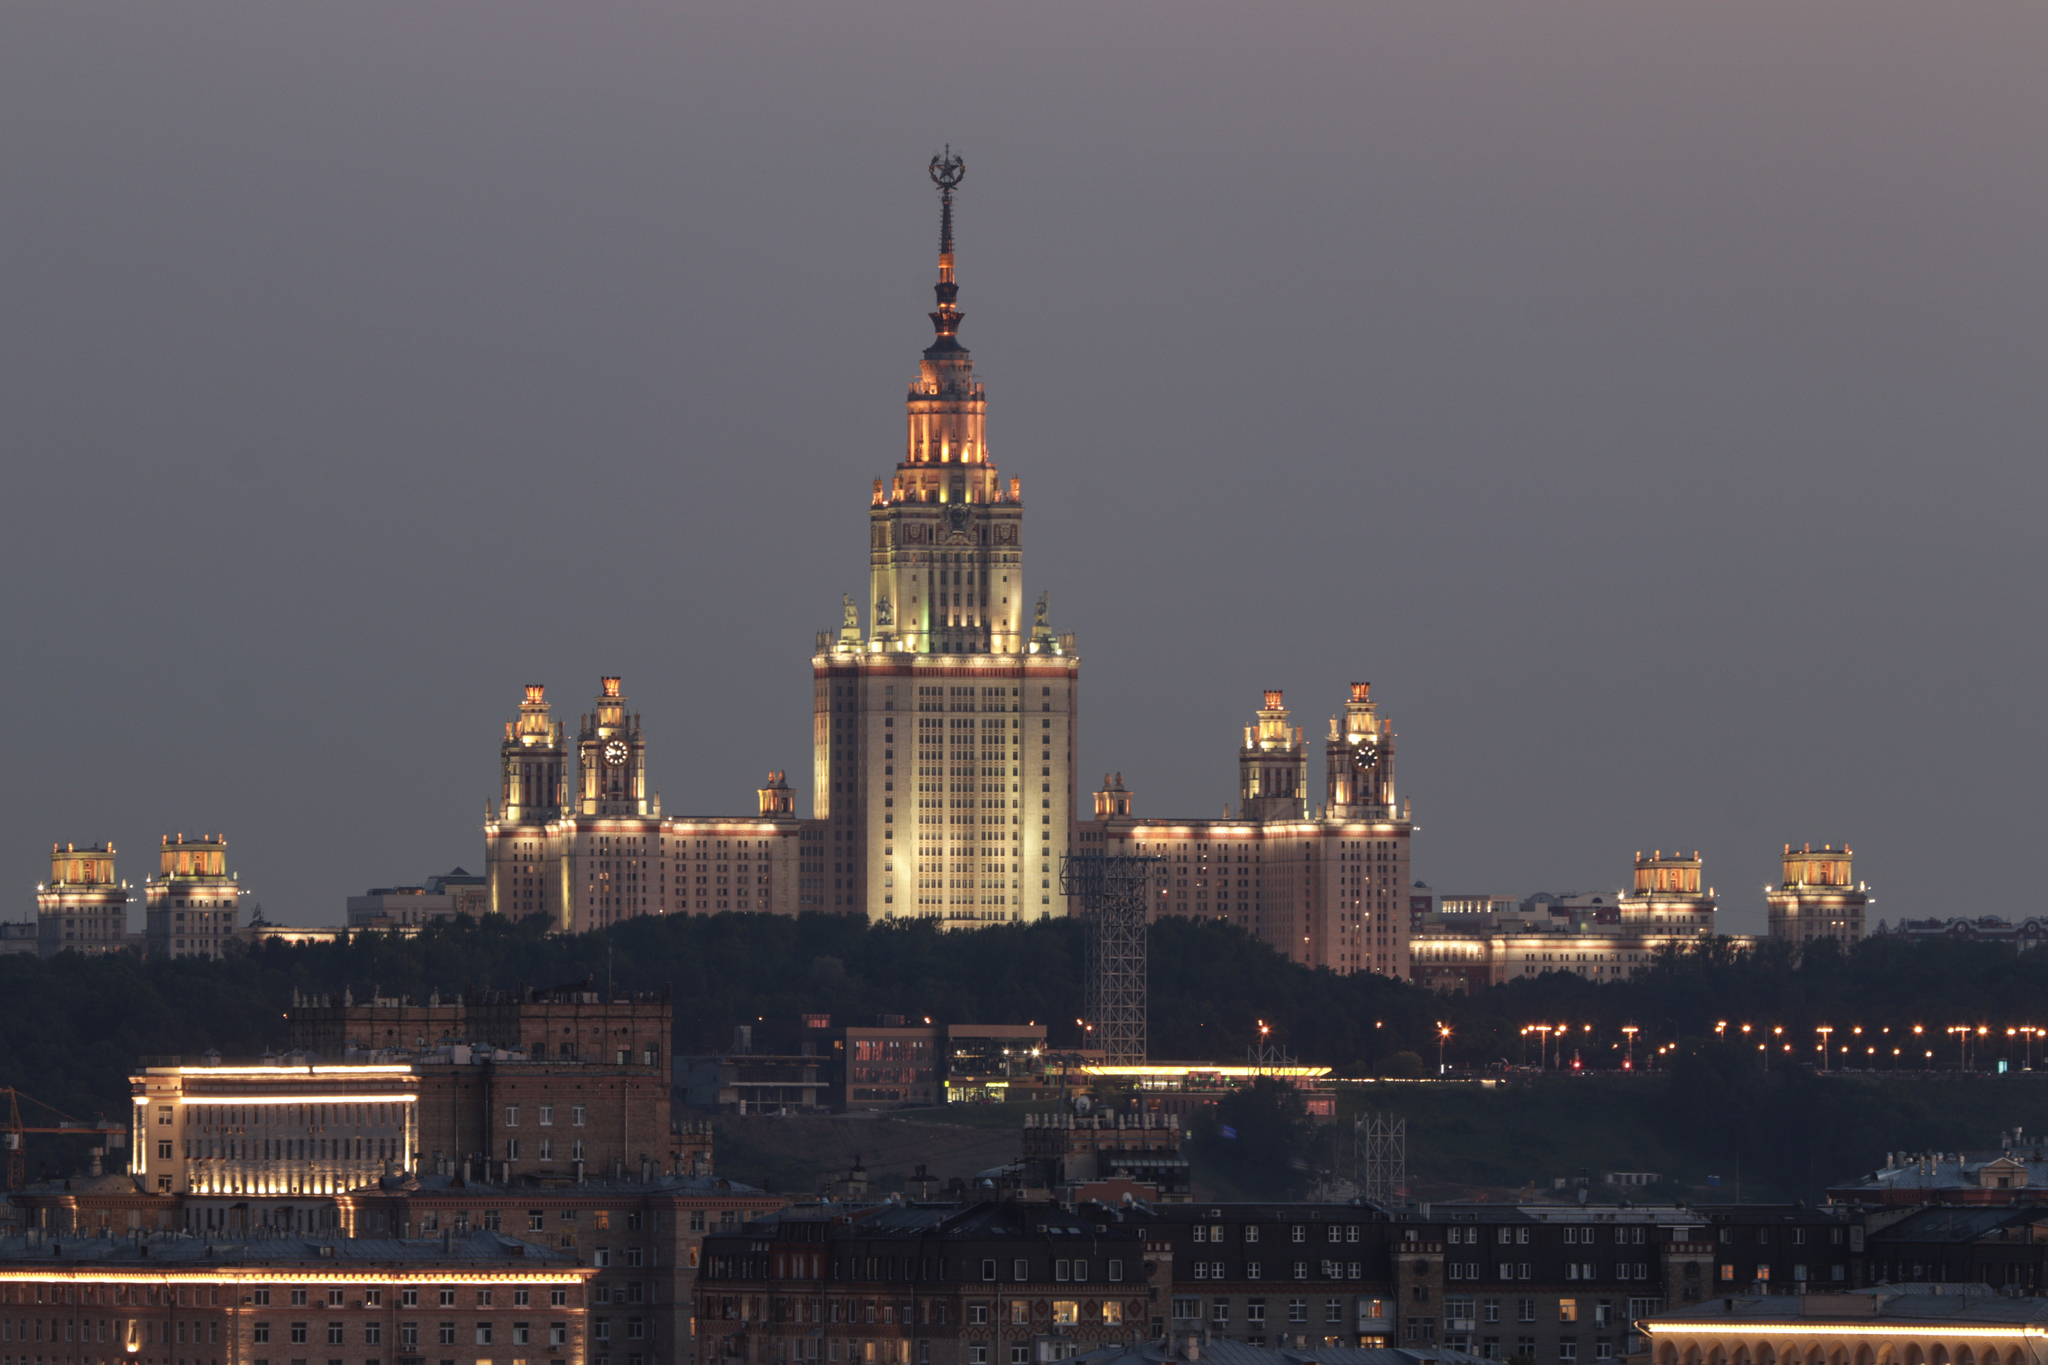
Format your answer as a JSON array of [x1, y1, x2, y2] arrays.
[[1325, 682, 1398, 818], [1238, 691, 1306, 822], [143, 834, 239, 959], [1617, 849, 1717, 934], [35, 841, 128, 957], [813, 149, 1080, 926], [577, 676, 649, 818], [485, 684, 569, 923], [1766, 843, 1868, 949]]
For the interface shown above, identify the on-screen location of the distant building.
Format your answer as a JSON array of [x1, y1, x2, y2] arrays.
[[1765, 842, 1869, 948], [142, 833, 240, 959], [346, 867, 486, 931], [483, 679, 815, 934], [1087, 684, 1415, 979], [1409, 850, 1750, 994], [35, 840, 130, 956], [1868, 915, 2046, 949], [0, 919, 42, 955], [1618, 850, 1718, 934]]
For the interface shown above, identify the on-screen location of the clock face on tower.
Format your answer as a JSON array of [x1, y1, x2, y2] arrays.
[[603, 739, 629, 768], [1352, 741, 1381, 772]]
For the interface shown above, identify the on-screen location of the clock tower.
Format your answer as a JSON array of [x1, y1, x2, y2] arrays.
[[578, 675, 649, 818], [1325, 681, 1399, 818], [813, 150, 1080, 926]]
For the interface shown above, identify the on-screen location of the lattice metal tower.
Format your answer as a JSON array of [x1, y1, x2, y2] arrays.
[[1357, 1113, 1407, 1204], [1060, 853, 1161, 1065]]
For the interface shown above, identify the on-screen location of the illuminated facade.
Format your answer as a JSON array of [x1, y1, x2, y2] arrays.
[[35, 840, 129, 957], [1084, 686, 1413, 977], [142, 833, 240, 959], [0, 1233, 594, 1365], [130, 1062, 419, 1231], [813, 153, 1079, 926], [485, 681, 813, 933], [1617, 850, 1718, 933], [1766, 842, 1869, 948]]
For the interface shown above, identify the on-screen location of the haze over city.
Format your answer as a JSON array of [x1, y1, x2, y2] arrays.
[[3, 2, 2043, 931]]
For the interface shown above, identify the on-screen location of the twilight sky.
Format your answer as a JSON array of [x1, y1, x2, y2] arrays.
[[2, 3, 2042, 933]]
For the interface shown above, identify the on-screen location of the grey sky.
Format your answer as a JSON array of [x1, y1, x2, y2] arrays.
[[3, 3, 2041, 933]]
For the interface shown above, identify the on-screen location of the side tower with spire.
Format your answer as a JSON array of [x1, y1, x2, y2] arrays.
[[812, 150, 1080, 927]]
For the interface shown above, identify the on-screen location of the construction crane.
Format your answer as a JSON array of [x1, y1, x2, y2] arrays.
[[2, 1088, 127, 1190]]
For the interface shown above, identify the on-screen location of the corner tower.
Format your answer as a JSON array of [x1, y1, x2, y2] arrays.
[[814, 150, 1080, 926], [1766, 843, 1868, 949]]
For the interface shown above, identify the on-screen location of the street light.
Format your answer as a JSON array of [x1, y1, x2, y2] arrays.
[[1816, 1026, 1833, 1073], [1623, 1026, 1639, 1071], [1438, 1022, 1452, 1076]]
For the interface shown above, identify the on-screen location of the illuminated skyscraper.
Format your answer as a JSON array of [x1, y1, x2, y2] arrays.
[[35, 841, 129, 957], [144, 833, 240, 959], [812, 150, 1079, 924], [1766, 842, 1869, 949]]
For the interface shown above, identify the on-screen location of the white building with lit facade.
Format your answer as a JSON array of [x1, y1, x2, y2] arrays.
[[1766, 842, 1869, 949], [131, 1059, 419, 1233], [1409, 849, 1755, 993], [1082, 684, 1414, 978], [35, 840, 130, 957], [142, 833, 241, 959]]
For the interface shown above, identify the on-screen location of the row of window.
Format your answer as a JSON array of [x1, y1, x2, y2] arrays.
[[1190, 1261, 1370, 1281], [247, 1288, 564, 1309], [1191, 1223, 1366, 1244], [1443, 1263, 1657, 1282], [253, 1321, 565, 1347]]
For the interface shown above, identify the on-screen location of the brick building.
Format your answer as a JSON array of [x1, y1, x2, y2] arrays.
[[288, 984, 678, 1182], [696, 1201, 1157, 1365]]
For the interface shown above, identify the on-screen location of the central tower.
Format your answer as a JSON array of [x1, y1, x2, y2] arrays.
[[813, 150, 1079, 925]]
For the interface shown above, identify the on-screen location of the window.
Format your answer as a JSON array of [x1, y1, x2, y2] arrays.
[[439, 1324, 457, 1345], [1519, 1300, 1537, 1324], [1288, 1300, 1307, 1324], [550, 1323, 568, 1347], [1560, 1300, 1578, 1323], [329, 1323, 345, 1345], [970, 1351, 988, 1365], [400, 1325, 418, 1349], [476, 1324, 496, 1345], [1173, 1298, 1202, 1322], [364, 1324, 382, 1346], [1292, 1226, 1306, 1243], [1103, 1302, 1123, 1327], [513, 1324, 530, 1345], [401, 1290, 419, 1308], [1211, 1301, 1230, 1325], [1246, 1226, 1261, 1244], [1294, 1262, 1308, 1280], [1248, 1302, 1267, 1326], [1108, 1259, 1124, 1283], [292, 1289, 310, 1307], [573, 1105, 588, 1126], [254, 1324, 271, 1344], [539, 1105, 554, 1126], [981, 1260, 996, 1282], [1010, 1301, 1029, 1326], [255, 1289, 272, 1307], [440, 1289, 457, 1308], [365, 1290, 382, 1308], [291, 1324, 309, 1344], [530, 1211, 546, 1231], [1326, 1300, 1344, 1324], [156, 1140, 173, 1160], [970, 1305, 989, 1326], [506, 1105, 521, 1126], [1014, 1259, 1029, 1282], [1053, 1302, 1078, 1326]]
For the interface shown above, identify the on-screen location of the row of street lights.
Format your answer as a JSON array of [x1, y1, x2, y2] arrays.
[[1492, 1021, 2048, 1073]]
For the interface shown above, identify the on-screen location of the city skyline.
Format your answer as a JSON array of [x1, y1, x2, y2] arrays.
[[4, 4, 2044, 932]]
